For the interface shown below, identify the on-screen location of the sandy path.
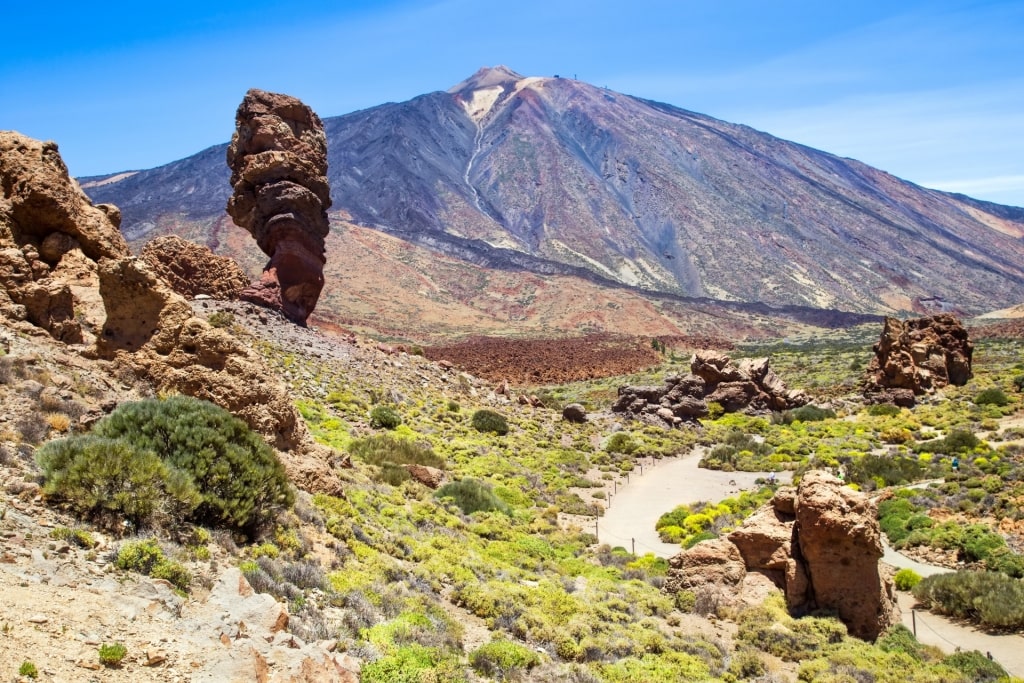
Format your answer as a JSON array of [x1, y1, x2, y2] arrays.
[[897, 593, 1024, 676], [597, 449, 791, 557], [601, 453, 1024, 676]]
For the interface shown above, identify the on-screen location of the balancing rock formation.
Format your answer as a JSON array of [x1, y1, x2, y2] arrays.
[[613, 350, 808, 426], [863, 314, 973, 405], [226, 89, 331, 326], [665, 471, 898, 640]]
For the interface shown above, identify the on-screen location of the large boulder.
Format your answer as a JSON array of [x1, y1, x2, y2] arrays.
[[140, 235, 250, 299], [667, 471, 898, 640], [0, 132, 130, 342], [864, 315, 973, 402], [226, 89, 331, 326]]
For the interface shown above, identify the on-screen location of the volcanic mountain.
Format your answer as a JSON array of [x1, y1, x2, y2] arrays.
[[82, 66, 1024, 335]]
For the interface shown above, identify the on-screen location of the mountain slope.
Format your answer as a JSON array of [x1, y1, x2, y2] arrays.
[[83, 66, 1024, 317]]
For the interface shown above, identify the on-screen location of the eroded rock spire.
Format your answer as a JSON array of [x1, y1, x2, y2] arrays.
[[226, 89, 331, 326]]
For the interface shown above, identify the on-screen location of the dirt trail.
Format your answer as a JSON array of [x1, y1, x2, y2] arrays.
[[597, 448, 791, 557]]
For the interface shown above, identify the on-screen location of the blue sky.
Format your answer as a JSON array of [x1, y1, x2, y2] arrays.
[[2, 0, 1022, 206]]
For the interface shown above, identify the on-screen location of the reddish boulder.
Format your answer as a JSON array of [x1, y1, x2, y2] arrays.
[[140, 235, 249, 299], [664, 538, 746, 593], [667, 471, 898, 640], [226, 89, 331, 326], [0, 132, 130, 342], [864, 315, 973, 402]]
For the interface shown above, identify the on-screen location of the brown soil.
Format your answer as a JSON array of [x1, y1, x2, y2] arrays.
[[423, 333, 732, 385], [971, 319, 1024, 339]]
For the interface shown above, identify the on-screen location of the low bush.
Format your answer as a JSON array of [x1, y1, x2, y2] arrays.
[[436, 479, 511, 516], [349, 434, 443, 469], [974, 388, 1010, 407], [943, 650, 1008, 682], [370, 405, 403, 430], [36, 435, 200, 531], [207, 311, 235, 328], [471, 409, 509, 435], [868, 403, 902, 417], [772, 404, 836, 424], [98, 642, 127, 667], [50, 526, 97, 549], [605, 432, 637, 454], [38, 396, 293, 535], [913, 570, 1024, 629], [469, 638, 541, 679], [115, 538, 191, 591], [893, 568, 922, 591], [845, 454, 924, 489], [914, 428, 979, 455], [18, 661, 38, 679]]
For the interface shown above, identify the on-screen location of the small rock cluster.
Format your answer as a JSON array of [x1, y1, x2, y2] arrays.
[[612, 350, 808, 426], [863, 314, 973, 406], [226, 89, 331, 326], [664, 471, 898, 640]]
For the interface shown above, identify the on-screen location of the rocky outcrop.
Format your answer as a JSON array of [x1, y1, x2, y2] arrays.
[[666, 471, 898, 640], [864, 315, 973, 403], [0, 132, 130, 342], [664, 538, 746, 593], [613, 351, 807, 426], [226, 89, 331, 326], [95, 257, 344, 495], [140, 235, 249, 299]]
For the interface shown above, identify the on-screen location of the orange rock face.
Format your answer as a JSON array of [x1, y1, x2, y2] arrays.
[[140, 235, 249, 299], [864, 314, 973, 403], [226, 89, 331, 326], [0, 132, 130, 342], [667, 470, 898, 640]]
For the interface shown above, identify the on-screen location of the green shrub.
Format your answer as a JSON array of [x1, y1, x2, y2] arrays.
[[469, 638, 541, 679], [893, 568, 922, 591], [846, 454, 924, 488], [876, 624, 924, 660], [943, 650, 1008, 682], [605, 432, 638, 454], [370, 405, 402, 430], [868, 403, 901, 417], [348, 434, 443, 468], [49, 526, 97, 549], [90, 396, 293, 533], [36, 435, 200, 531], [914, 570, 1024, 629], [18, 661, 38, 679], [471, 409, 509, 435], [116, 539, 191, 591], [98, 642, 127, 667], [772, 404, 836, 424], [436, 479, 511, 516], [1014, 375, 1024, 392], [974, 388, 1010, 407], [207, 311, 235, 328]]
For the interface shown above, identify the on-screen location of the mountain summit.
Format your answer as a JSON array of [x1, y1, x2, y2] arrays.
[[84, 67, 1024, 318]]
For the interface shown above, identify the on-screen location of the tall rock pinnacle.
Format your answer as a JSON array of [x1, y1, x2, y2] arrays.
[[226, 89, 331, 326]]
